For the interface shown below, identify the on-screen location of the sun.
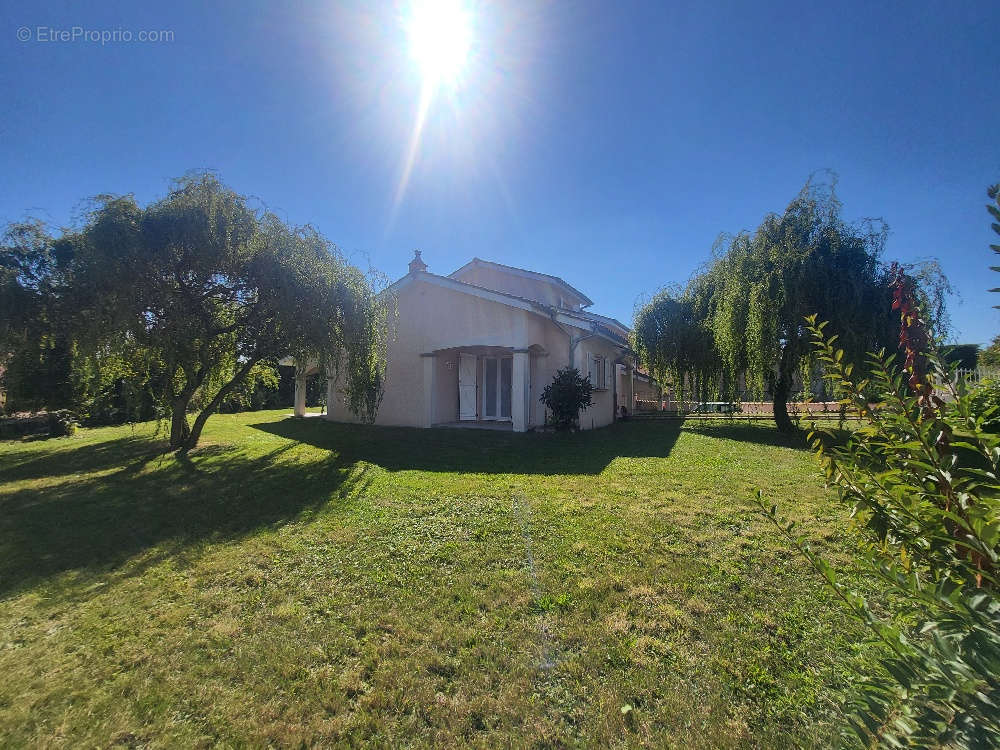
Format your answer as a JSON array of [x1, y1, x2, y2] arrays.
[[406, 0, 472, 86]]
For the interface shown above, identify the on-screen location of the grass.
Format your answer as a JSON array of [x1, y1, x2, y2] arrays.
[[0, 410, 876, 748]]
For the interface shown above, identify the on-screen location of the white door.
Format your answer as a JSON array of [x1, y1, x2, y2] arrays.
[[458, 353, 477, 420], [482, 356, 513, 421]]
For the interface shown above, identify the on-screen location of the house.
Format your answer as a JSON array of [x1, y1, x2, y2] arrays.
[[301, 252, 640, 431]]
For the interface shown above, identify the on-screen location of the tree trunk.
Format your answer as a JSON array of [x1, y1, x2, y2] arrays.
[[773, 344, 795, 433], [773, 374, 793, 432], [169, 395, 192, 449], [168, 367, 205, 450], [180, 358, 260, 451]]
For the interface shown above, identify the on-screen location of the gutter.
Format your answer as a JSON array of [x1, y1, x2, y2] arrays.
[[545, 306, 596, 367]]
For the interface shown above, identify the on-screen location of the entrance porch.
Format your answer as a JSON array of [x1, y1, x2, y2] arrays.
[[421, 345, 545, 432]]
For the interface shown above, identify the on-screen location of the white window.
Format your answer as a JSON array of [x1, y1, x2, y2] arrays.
[[587, 353, 610, 390]]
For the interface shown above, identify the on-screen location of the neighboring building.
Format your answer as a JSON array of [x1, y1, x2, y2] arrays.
[[309, 252, 639, 431]]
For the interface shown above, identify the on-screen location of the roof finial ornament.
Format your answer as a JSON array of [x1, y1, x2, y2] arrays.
[[408, 249, 428, 274]]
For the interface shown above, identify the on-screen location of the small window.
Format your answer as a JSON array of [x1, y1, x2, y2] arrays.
[[587, 353, 608, 390]]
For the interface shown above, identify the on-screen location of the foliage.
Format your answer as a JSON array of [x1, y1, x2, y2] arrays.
[[634, 176, 951, 432], [632, 286, 719, 402], [46, 409, 79, 437], [759, 292, 1000, 746], [213, 362, 281, 413], [988, 183, 1000, 308], [0, 220, 56, 350], [539, 366, 593, 429], [17, 173, 390, 450], [944, 344, 980, 371], [903, 258, 954, 344], [969, 379, 1000, 433], [0, 231, 167, 421], [981, 336, 1000, 369], [0, 335, 81, 414], [0, 220, 79, 414]]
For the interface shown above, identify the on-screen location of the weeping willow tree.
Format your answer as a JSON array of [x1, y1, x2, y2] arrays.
[[37, 173, 391, 450], [636, 178, 948, 432], [633, 284, 720, 404]]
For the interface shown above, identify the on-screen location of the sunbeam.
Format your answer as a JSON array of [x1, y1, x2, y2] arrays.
[[387, 81, 435, 236]]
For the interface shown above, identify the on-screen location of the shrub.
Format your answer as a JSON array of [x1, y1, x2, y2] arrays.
[[758, 299, 1000, 745], [969, 378, 1000, 433], [47, 409, 78, 437], [539, 367, 593, 430]]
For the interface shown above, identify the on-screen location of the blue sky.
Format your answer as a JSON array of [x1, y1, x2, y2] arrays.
[[2, 1, 999, 344]]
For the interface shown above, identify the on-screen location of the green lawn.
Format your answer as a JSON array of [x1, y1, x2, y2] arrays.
[[0, 411, 874, 748]]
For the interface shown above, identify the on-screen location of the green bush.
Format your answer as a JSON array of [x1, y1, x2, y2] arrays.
[[759, 305, 1000, 746], [969, 378, 1000, 433], [539, 367, 593, 430], [47, 409, 79, 437]]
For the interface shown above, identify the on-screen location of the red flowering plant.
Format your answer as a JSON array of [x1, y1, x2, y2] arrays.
[[891, 263, 945, 421], [757, 267, 1000, 748]]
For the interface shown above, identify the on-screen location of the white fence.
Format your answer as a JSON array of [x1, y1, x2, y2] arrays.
[[954, 367, 1000, 385], [631, 397, 843, 415]]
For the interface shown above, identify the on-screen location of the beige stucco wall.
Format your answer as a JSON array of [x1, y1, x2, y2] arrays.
[[634, 377, 661, 401], [450, 265, 581, 309], [327, 274, 625, 430], [573, 337, 621, 430], [433, 348, 459, 423], [614, 366, 667, 410]]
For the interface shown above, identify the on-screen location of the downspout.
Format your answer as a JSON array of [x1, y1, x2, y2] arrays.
[[546, 306, 597, 368], [569, 331, 598, 368], [547, 305, 630, 424], [612, 355, 629, 422]]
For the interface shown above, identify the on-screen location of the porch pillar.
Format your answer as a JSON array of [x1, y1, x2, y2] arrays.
[[625, 361, 635, 415], [512, 349, 529, 433], [421, 353, 436, 428], [293, 369, 307, 418], [325, 375, 337, 420]]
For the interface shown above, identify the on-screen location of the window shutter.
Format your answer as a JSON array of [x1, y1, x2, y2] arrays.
[[586, 352, 594, 383], [605, 358, 612, 391]]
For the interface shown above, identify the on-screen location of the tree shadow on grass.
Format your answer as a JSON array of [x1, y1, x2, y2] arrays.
[[0, 434, 170, 483], [0, 415, 715, 600], [681, 421, 813, 449], [250, 417, 684, 476], [0, 442, 372, 600]]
